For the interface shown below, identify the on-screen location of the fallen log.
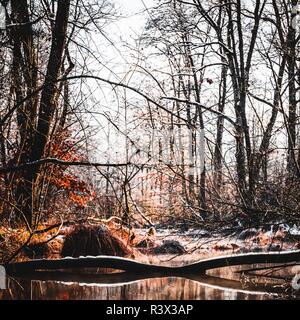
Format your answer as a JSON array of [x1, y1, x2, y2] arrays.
[[3, 250, 300, 274]]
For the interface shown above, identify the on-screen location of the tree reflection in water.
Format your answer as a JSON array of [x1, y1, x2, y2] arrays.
[[3, 263, 296, 300]]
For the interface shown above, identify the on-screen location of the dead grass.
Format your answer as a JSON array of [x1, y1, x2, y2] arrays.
[[0, 224, 62, 263]]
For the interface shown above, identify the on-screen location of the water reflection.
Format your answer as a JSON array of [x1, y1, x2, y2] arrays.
[[2, 276, 272, 300], [1, 252, 299, 300], [1, 265, 290, 300]]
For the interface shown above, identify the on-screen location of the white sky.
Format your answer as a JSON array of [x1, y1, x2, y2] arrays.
[[113, 0, 154, 34], [80, 0, 156, 162]]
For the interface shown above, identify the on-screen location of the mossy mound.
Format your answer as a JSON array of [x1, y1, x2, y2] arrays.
[[61, 224, 133, 258]]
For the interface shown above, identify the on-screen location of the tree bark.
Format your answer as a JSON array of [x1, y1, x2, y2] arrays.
[[286, 0, 299, 176], [15, 0, 71, 227]]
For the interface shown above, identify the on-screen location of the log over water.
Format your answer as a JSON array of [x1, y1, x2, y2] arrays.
[[3, 250, 300, 274]]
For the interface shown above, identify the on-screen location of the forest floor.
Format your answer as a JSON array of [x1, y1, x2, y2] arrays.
[[1, 219, 300, 263]]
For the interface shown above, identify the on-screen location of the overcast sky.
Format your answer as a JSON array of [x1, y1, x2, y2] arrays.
[[113, 0, 154, 34], [83, 0, 156, 162]]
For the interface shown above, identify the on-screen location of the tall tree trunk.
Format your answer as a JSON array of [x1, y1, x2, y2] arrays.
[[185, 39, 207, 219], [10, 0, 38, 226], [15, 0, 70, 227], [252, 57, 287, 183], [213, 62, 228, 194], [286, 0, 298, 176]]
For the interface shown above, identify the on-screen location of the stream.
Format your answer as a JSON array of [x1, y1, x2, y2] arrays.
[[1, 261, 299, 300], [1, 228, 300, 300]]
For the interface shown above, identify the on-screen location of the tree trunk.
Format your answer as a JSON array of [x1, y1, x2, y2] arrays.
[[286, 1, 298, 176], [213, 62, 228, 194], [15, 0, 70, 227], [10, 0, 38, 226]]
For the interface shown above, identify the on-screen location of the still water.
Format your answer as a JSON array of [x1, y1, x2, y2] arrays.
[[1, 262, 298, 300]]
